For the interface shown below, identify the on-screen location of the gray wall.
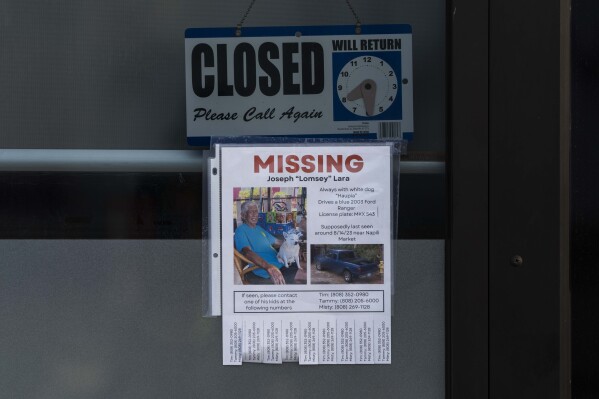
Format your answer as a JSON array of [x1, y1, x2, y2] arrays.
[[1, 240, 444, 399], [0, 0, 445, 151]]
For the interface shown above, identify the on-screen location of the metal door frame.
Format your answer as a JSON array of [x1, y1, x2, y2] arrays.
[[449, 0, 570, 397]]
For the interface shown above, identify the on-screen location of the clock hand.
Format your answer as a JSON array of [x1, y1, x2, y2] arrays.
[[347, 83, 363, 101], [361, 79, 377, 116], [347, 79, 377, 116]]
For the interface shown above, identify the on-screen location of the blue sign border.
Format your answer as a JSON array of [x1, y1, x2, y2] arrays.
[[186, 24, 412, 39]]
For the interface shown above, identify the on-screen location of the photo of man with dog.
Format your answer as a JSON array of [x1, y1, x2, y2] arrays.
[[233, 187, 307, 285]]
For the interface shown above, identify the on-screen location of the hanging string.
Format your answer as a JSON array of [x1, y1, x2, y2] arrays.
[[235, 0, 362, 36], [344, 0, 362, 34], [236, 0, 257, 36]]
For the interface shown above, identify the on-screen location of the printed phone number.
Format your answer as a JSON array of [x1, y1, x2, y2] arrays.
[[234, 290, 384, 313]]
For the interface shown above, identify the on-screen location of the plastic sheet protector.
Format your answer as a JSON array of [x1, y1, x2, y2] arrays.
[[211, 143, 394, 365]]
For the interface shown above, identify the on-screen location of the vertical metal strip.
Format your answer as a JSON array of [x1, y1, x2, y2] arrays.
[[559, 0, 572, 396], [489, 0, 564, 397], [448, 0, 490, 397]]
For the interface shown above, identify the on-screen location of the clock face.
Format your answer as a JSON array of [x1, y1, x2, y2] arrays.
[[336, 55, 399, 117]]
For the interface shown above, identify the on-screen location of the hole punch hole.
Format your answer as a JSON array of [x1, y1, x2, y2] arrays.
[[212, 167, 218, 175], [213, 253, 219, 258], [295, 31, 302, 38]]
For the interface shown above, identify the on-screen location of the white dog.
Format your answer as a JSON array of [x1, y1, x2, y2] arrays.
[[277, 230, 303, 270]]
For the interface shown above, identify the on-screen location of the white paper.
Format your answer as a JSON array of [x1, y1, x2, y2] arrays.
[[218, 143, 393, 365]]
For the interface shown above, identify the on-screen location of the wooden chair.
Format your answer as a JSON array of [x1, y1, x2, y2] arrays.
[[234, 248, 260, 285]]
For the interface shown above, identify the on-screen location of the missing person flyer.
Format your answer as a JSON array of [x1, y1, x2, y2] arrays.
[[218, 144, 393, 365]]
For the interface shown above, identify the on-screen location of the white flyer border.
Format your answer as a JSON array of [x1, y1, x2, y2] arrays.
[[214, 142, 396, 365]]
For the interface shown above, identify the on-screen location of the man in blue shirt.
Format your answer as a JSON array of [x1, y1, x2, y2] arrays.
[[234, 201, 298, 284]]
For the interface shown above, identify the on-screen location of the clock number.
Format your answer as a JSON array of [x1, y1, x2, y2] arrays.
[[352, 107, 357, 113], [380, 60, 384, 66], [351, 61, 357, 66], [338, 85, 342, 90], [389, 96, 394, 102], [379, 106, 384, 113], [363, 56, 372, 63], [392, 83, 397, 89], [341, 71, 349, 77], [388, 70, 394, 76], [342, 97, 347, 103]]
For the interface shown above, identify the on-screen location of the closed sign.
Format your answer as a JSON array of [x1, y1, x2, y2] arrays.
[[185, 25, 413, 146]]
